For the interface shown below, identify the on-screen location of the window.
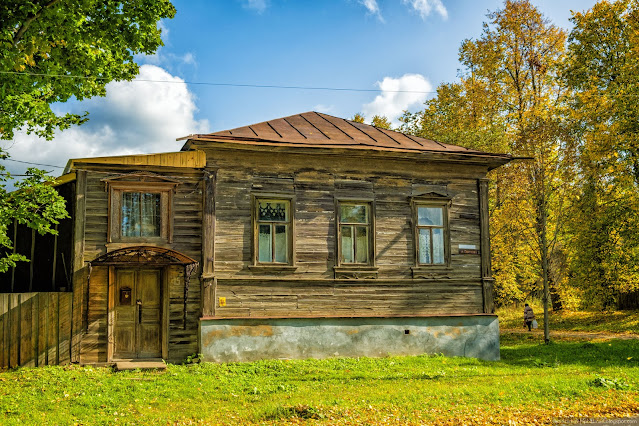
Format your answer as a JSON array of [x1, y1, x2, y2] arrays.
[[337, 202, 373, 265], [105, 179, 176, 243], [121, 192, 161, 237], [414, 204, 448, 265], [254, 198, 292, 265]]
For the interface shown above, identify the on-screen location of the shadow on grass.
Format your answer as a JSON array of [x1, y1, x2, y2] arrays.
[[498, 334, 639, 368]]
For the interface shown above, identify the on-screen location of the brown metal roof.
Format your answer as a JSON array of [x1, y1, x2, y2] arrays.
[[179, 111, 511, 160]]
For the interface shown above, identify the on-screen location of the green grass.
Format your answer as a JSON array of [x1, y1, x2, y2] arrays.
[[497, 305, 639, 334], [1, 334, 638, 425]]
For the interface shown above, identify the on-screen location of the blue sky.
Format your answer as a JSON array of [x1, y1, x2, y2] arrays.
[[3, 0, 598, 177]]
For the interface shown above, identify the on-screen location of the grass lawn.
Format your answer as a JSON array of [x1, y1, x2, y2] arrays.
[[497, 306, 639, 334], [0, 332, 638, 425]]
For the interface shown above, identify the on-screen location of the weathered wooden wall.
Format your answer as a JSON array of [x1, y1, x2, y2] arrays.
[[75, 166, 203, 363], [214, 279, 483, 317], [0, 292, 74, 369], [202, 147, 490, 318]]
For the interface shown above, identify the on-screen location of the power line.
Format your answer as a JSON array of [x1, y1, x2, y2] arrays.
[[0, 70, 437, 94], [1, 158, 65, 169]]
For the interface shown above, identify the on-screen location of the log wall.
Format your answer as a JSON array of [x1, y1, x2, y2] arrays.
[[202, 147, 491, 318], [76, 167, 203, 363]]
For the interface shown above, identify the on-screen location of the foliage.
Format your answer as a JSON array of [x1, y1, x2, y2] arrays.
[[351, 113, 365, 123], [0, 0, 174, 274], [0, 0, 176, 140], [563, 0, 639, 307], [590, 376, 631, 390], [0, 165, 68, 273], [402, 1, 578, 317], [371, 114, 392, 129], [1, 337, 638, 425]]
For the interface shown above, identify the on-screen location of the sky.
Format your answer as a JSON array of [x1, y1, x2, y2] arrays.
[[2, 0, 599, 178]]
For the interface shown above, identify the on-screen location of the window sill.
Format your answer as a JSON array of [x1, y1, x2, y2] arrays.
[[248, 264, 298, 273], [334, 266, 379, 279]]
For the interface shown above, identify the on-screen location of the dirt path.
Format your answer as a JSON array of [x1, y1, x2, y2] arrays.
[[502, 328, 639, 340]]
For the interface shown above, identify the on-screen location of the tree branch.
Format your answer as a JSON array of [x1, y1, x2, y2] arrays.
[[12, 0, 62, 46]]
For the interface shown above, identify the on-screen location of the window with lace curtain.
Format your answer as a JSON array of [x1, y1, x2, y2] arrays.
[[107, 180, 175, 243], [253, 198, 293, 265]]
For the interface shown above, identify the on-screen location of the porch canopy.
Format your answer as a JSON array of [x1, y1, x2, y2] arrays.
[[89, 246, 197, 266]]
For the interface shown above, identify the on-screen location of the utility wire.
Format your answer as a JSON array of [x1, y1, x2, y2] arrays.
[[0, 70, 437, 94], [1, 158, 65, 169]]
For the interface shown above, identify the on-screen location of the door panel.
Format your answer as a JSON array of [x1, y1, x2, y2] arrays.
[[113, 269, 162, 359], [114, 270, 136, 358], [137, 270, 162, 358]]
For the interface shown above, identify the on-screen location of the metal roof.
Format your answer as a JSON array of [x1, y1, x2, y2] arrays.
[[89, 246, 197, 265], [179, 111, 512, 160]]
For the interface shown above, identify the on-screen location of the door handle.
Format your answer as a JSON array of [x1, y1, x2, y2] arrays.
[[137, 300, 142, 324]]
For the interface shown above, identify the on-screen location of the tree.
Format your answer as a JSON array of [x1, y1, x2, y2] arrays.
[[371, 115, 392, 129], [0, 1, 175, 277], [402, 1, 575, 340], [1, 0, 176, 140], [563, 0, 639, 307], [351, 113, 365, 123], [0, 166, 68, 273]]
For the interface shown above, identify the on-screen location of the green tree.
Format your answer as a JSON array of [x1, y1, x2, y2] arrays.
[[0, 0, 175, 276], [0, 166, 68, 273], [1, 0, 176, 140]]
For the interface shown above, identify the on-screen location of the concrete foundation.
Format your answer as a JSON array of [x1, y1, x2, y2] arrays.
[[200, 315, 500, 362]]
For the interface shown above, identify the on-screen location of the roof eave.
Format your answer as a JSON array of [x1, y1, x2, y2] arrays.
[[186, 137, 513, 165]]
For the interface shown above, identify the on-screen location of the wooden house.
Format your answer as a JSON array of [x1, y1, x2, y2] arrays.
[[0, 112, 511, 366]]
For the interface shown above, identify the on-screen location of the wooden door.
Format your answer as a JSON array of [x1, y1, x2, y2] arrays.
[[113, 269, 162, 359]]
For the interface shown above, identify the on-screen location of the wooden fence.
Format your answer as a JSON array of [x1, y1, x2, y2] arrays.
[[0, 292, 73, 369]]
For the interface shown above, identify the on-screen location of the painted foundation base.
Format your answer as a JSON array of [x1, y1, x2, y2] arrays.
[[200, 315, 500, 362]]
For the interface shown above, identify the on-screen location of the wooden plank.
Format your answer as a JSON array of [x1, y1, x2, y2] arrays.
[[478, 178, 494, 314], [202, 171, 215, 316], [0, 295, 5, 368], [59, 293, 72, 364], [48, 293, 58, 365], [73, 170, 87, 335], [9, 294, 18, 368]]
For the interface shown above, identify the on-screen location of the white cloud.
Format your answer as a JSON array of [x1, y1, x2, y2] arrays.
[[313, 104, 335, 114], [3, 65, 209, 176], [402, 0, 448, 20], [136, 49, 197, 70], [358, 0, 384, 21], [158, 20, 170, 41], [241, 0, 268, 13], [362, 74, 432, 124]]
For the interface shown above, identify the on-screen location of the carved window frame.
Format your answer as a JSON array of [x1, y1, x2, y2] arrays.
[[106, 180, 177, 244], [411, 194, 452, 269], [250, 194, 296, 269], [333, 199, 378, 279]]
